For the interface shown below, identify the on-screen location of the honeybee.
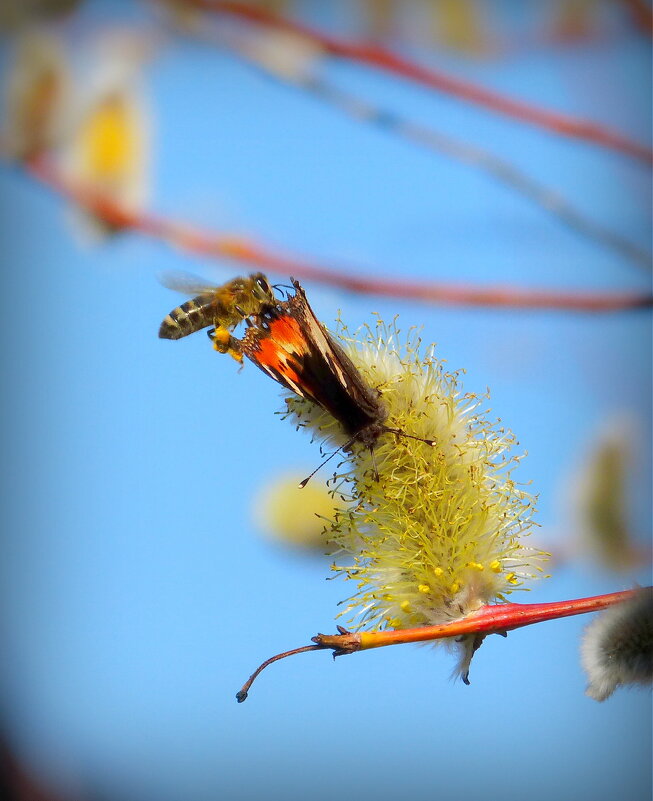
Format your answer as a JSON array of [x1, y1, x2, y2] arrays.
[[158, 272, 276, 361]]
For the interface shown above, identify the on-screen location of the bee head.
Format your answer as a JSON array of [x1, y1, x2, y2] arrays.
[[250, 273, 274, 303]]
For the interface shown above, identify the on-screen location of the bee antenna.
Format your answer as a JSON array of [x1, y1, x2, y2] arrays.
[[299, 439, 353, 488], [383, 427, 437, 447]]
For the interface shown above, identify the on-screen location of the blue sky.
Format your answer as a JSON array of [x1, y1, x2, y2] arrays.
[[1, 2, 651, 800]]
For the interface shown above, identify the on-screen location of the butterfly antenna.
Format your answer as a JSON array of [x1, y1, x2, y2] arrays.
[[383, 427, 437, 447], [299, 439, 353, 488]]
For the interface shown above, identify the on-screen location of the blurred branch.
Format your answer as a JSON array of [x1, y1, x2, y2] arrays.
[[617, 0, 653, 37], [188, 0, 653, 165], [0, 737, 80, 801], [26, 155, 653, 312], [216, 28, 652, 271], [236, 588, 642, 701]]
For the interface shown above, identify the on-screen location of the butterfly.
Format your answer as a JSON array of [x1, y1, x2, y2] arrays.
[[240, 279, 434, 482]]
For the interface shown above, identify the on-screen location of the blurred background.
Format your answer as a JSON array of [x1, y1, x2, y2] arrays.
[[0, 1, 651, 799]]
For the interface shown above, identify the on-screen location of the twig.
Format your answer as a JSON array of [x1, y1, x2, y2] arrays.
[[216, 27, 651, 271], [188, 0, 653, 164], [618, 0, 653, 37], [26, 156, 653, 312], [236, 644, 322, 702], [236, 588, 641, 701]]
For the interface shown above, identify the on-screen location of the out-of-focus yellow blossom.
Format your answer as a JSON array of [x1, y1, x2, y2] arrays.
[[0, 0, 82, 31], [552, 0, 601, 42], [361, 0, 396, 41], [430, 0, 487, 55], [154, 0, 205, 34], [282, 316, 546, 678], [571, 421, 643, 572], [254, 472, 344, 552], [247, 0, 292, 12], [3, 28, 71, 160], [74, 91, 143, 190], [63, 33, 151, 238]]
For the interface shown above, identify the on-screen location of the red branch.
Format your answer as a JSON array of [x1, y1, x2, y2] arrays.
[[619, 0, 653, 37], [355, 588, 638, 649], [27, 157, 653, 313], [192, 0, 653, 165], [237, 588, 644, 700]]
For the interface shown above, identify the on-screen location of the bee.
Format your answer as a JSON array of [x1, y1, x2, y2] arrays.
[[158, 272, 276, 361]]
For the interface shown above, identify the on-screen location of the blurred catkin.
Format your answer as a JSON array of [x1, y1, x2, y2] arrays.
[[581, 587, 653, 701]]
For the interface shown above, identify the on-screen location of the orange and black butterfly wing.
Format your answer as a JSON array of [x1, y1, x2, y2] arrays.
[[241, 280, 386, 439], [242, 302, 318, 401]]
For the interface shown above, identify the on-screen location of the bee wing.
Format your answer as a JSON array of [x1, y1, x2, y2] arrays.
[[157, 270, 220, 296]]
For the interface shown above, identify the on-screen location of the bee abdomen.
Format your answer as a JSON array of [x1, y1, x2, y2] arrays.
[[159, 296, 215, 340]]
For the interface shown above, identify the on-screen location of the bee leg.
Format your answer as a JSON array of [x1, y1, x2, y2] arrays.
[[209, 324, 232, 353], [214, 326, 245, 365], [207, 325, 244, 367]]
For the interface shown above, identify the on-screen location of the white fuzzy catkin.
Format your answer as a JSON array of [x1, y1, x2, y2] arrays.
[[581, 587, 653, 701]]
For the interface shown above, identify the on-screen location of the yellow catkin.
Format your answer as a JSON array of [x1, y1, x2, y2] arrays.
[[282, 317, 547, 677], [78, 94, 138, 178], [4, 30, 71, 159]]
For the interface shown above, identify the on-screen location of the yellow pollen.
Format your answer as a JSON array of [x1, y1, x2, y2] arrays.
[[433, 567, 444, 577], [400, 600, 412, 612], [418, 584, 431, 594], [467, 561, 484, 571], [489, 560, 501, 573], [450, 581, 460, 594]]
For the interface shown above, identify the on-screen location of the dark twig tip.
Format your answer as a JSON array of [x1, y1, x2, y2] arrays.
[[236, 643, 323, 704]]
